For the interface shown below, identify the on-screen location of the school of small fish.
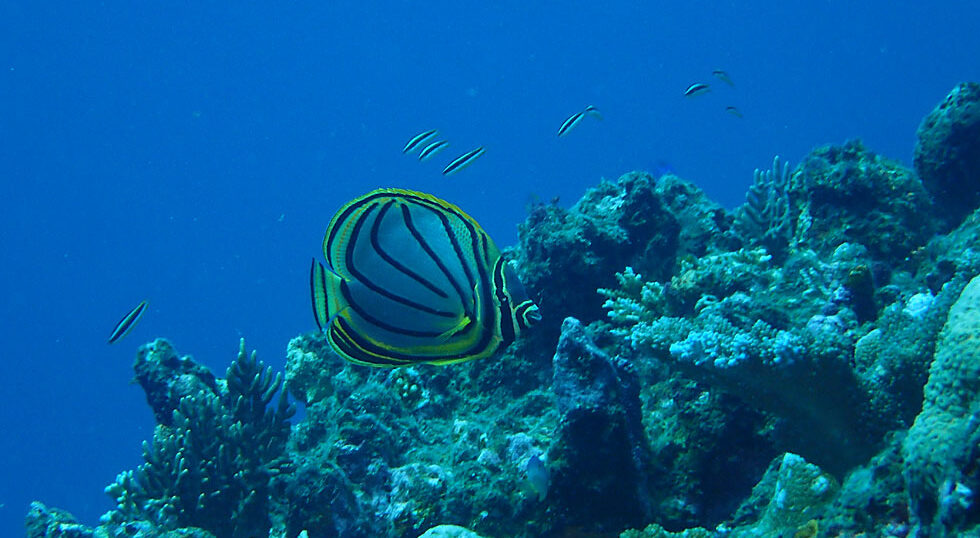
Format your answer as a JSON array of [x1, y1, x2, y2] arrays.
[[684, 69, 742, 117], [396, 68, 743, 182], [402, 128, 486, 176]]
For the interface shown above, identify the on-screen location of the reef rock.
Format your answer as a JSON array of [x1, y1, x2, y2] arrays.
[[728, 453, 839, 537], [915, 82, 980, 227], [549, 317, 652, 534], [133, 338, 219, 426], [516, 171, 735, 341], [904, 273, 980, 535], [790, 140, 934, 264]]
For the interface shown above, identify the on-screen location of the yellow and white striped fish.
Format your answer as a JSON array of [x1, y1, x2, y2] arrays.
[[310, 189, 540, 367]]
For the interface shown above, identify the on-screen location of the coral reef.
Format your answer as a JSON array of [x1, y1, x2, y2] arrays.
[[915, 82, 980, 228], [27, 83, 980, 538], [601, 246, 889, 473], [279, 332, 559, 538], [728, 453, 839, 536], [904, 274, 980, 535], [26, 500, 217, 538], [515, 170, 736, 344], [789, 139, 934, 264], [103, 338, 294, 538]]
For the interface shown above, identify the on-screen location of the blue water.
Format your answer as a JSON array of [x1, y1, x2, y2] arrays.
[[1, 1, 977, 534]]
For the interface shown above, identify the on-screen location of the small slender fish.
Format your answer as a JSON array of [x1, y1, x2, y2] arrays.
[[442, 147, 486, 176], [684, 83, 711, 97], [402, 129, 438, 154], [712, 69, 735, 87], [725, 106, 743, 118], [108, 300, 148, 344], [418, 140, 450, 161], [557, 104, 602, 137]]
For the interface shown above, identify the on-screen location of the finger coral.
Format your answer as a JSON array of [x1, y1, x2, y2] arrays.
[[103, 338, 294, 538]]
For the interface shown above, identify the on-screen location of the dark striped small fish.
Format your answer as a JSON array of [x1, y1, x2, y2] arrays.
[[442, 147, 486, 176], [684, 83, 711, 97], [311, 189, 540, 367], [108, 300, 148, 344], [418, 140, 449, 161], [403, 129, 438, 154], [712, 69, 735, 87], [725, 105, 743, 118], [557, 105, 601, 137]]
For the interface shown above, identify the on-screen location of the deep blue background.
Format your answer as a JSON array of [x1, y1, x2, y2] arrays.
[[1, 1, 977, 534]]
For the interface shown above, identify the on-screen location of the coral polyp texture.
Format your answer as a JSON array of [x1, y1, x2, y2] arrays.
[[26, 83, 980, 538]]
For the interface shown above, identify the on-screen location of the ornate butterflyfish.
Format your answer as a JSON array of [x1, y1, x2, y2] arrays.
[[311, 189, 540, 367]]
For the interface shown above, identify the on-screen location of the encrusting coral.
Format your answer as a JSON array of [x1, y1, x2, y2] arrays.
[[904, 274, 980, 535]]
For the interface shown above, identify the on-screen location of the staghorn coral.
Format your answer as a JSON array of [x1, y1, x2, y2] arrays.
[[103, 338, 293, 538]]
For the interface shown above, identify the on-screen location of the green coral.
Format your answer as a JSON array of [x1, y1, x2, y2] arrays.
[[104, 339, 293, 538]]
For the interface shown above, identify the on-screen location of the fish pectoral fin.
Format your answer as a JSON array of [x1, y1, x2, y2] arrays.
[[437, 315, 472, 341]]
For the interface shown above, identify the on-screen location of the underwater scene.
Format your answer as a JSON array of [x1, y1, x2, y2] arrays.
[[4, 3, 980, 538]]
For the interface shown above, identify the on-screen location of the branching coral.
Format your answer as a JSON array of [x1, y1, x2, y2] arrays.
[[735, 156, 795, 259], [104, 339, 294, 538], [600, 247, 893, 474]]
